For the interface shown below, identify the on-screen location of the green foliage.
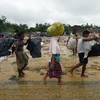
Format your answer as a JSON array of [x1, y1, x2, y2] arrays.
[[0, 16, 99, 35]]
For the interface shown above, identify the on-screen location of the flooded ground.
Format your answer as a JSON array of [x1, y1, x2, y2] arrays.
[[0, 36, 100, 100]]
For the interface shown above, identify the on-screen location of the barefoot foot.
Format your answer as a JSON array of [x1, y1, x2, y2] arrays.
[[21, 72, 25, 75], [19, 73, 24, 77], [68, 70, 73, 76], [81, 74, 88, 77], [58, 81, 65, 85], [43, 78, 47, 84]]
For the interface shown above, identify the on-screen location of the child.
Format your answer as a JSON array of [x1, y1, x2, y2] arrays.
[[15, 32, 29, 77], [68, 30, 99, 77], [43, 36, 65, 85]]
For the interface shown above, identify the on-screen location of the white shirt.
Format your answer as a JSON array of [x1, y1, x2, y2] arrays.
[[78, 37, 92, 58], [78, 38, 85, 53], [49, 36, 60, 54]]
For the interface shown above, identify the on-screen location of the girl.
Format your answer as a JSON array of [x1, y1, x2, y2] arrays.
[[15, 32, 29, 77], [43, 36, 65, 85]]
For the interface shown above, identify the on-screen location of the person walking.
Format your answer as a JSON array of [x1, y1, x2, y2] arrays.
[[43, 36, 65, 85], [15, 32, 29, 77], [68, 30, 99, 77]]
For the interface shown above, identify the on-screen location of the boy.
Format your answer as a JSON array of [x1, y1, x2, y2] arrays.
[[15, 32, 29, 77], [68, 30, 99, 77]]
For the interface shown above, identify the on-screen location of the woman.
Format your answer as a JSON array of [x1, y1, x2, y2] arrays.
[[43, 36, 65, 85]]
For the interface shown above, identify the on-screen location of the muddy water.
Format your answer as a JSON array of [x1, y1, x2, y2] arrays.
[[0, 36, 100, 100]]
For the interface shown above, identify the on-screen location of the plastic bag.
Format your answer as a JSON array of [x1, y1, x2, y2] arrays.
[[88, 43, 100, 56], [0, 38, 14, 57], [67, 37, 76, 50], [27, 38, 42, 58], [47, 22, 64, 36], [0, 56, 7, 63]]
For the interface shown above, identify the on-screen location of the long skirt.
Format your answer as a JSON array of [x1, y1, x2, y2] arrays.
[[47, 61, 62, 78], [16, 51, 28, 70]]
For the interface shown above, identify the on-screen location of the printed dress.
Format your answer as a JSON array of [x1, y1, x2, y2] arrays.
[[47, 54, 62, 78]]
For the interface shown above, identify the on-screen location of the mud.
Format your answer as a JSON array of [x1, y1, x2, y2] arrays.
[[0, 36, 100, 100]]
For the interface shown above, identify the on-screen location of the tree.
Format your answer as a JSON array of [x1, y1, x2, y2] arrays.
[[1, 16, 7, 24]]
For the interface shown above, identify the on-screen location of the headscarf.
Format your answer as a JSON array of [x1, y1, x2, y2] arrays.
[[49, 36, 60, 54]]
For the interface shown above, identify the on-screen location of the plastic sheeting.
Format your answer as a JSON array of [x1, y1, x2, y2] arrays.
[[89, 43, 100, 56], [27, 38, 42, 58], [0, 38, 14, 57]]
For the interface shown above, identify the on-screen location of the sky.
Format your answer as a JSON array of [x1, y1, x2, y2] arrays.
[[0, 0, 100, 27]]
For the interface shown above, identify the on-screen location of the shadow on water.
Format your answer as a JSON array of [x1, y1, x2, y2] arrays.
[[1, 77, 100, 86]]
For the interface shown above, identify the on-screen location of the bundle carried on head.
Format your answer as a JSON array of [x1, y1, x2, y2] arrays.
[[47, 22, 64, 36]]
